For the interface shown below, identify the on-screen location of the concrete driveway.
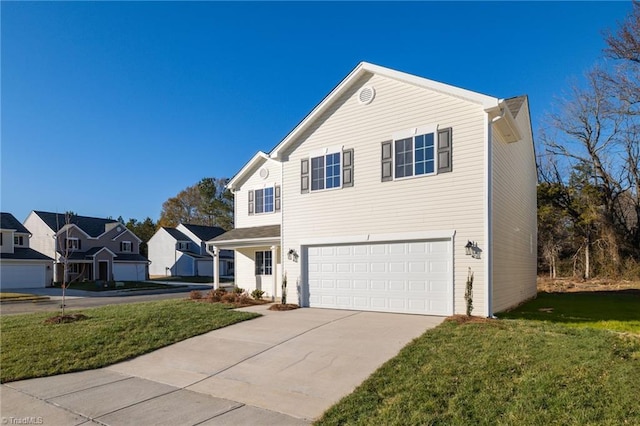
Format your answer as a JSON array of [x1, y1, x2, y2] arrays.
[[2, 305, 443, 425]]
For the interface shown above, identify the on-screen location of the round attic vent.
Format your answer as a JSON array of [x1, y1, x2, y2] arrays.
[[357, 85, 376, 105], [259, 167, 269, 179]]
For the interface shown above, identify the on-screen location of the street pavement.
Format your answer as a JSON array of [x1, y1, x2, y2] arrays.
[[1, 304, 444, 425], [0, 283, 214, 315]]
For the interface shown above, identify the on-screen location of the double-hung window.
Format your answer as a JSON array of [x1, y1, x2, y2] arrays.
[[301, 147, 354, 193], [121, 241, 132, 253], [255, 250, 272, 275], [66, 237, 80, 250], [382, 126, 452, 181], [394, 133, 435, 178], [255, 187, 274, 214], [311, 152, 341, 191], [248, 185, 280, 215]]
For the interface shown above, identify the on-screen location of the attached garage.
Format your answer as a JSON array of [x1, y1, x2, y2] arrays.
[[305, 239, 453, 316], [1, 264, 47, 289], [113, 263, 147, 281]]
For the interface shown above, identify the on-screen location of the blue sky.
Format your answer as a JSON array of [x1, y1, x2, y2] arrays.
[[1, 1, 632, 223]]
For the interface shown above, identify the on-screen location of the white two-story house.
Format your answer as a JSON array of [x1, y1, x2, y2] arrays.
[[0, 212, 53, 288], [209, 62, 537, 317]]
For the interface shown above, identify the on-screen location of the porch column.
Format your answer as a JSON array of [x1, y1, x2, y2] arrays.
[[213, 246, 220, 290], [271, 245, 278, 301]]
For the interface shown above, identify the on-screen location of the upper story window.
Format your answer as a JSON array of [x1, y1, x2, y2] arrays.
[[382, 126, 452, 182], [120, 241, 132, 253], [66, 237, 80, 251], [248, 185, 280, 215], [14, 235, 24, 246], [301, 148, 353, 193], [311, 152, 341, 190], [177, 241, 189, 251], [395, 133, 435, 178], [255, 187, 274, 214]]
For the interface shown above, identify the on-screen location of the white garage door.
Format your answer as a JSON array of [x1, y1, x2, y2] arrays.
[[1, 264, 46, 289], [306, 239, 452, 315], [113, 263, 146, 281]]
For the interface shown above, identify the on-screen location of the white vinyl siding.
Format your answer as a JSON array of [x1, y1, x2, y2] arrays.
[[491, 100, 538, 313], [235, 159, 282, 229], [235, 246, 281, 298], [279, 73, 487, 314]]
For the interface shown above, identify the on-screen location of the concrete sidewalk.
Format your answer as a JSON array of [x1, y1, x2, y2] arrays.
[[1, 305, 443, 425]]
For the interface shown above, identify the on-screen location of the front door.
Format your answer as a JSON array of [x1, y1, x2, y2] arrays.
[[98, 261, 108, 281]]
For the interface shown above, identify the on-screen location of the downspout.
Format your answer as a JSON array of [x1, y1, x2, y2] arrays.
[[484, 111, 496, 318]]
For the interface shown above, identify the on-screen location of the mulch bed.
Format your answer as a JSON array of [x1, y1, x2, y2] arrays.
[[445, 314, 498, 325], [268, 304, 300, 311], [44, 313, 89, 324]]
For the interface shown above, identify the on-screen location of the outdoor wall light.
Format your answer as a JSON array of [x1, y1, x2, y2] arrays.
[[465, 241, 482, 259], [287, 249, 299, 262], [465, 241, 474, 256]]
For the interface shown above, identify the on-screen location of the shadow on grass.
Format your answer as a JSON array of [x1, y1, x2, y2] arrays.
[[498, 290, 640, 331]]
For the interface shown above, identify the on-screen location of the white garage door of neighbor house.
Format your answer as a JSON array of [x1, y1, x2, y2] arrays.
[[306, 240, 453, 316], [113, 264, 145, 281], [1, 264, 46, 289]]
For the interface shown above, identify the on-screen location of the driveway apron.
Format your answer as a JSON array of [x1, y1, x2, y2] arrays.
[[2, 305, 443, 424]]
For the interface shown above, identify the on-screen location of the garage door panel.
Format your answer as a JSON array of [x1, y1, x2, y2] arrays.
[[1, 264, 46, 288], [306, 239, 452, 315]]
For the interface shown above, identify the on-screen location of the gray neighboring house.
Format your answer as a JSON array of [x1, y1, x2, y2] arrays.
[[0, 212, 54, 288], [148, 223, 233, 278], [24, 211, 149, 282]]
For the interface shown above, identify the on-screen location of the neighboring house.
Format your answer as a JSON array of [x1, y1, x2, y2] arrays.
[[209, 62, 537, 317], [148, 223, 233, 278], [24, 211, 149, 282], [0, 213, 53, 288]]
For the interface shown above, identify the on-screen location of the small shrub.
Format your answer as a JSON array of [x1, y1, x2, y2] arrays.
[[233, 286, 245, 294], [207, 288, 226, 302], [190, 290, 202, 300], [221, 292, 240, 304], [251, 289, 265, 300]]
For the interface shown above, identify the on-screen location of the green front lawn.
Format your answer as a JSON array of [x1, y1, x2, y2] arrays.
[[317, 291, 640, 425], [498, 290, 640, 334], [0, 299, 259, 383]]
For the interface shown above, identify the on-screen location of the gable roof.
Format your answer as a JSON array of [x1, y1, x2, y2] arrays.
[[33, 211, 120, 238], [163, 227, 190, 241], [226, 151, 270, 191], [0, 212, 31, 234], [180, 223, 226, 241], [270, 61, 502, 160]]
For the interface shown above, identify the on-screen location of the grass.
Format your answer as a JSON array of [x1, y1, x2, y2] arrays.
[[0, 299, 259, 383], [498, 290, 640, 334], [317, 290, 640, 425], [317, 319, 640, 425], [52, 281, 184, 292]]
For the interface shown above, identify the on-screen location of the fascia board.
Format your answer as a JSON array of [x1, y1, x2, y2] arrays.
[[270, 62, 500, 160], [227, 151, 270, 191]]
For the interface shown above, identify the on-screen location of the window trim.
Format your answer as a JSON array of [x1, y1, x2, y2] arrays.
[[121, 241, 133, 253], [254, 186, 275, 214], [66, 237, 80, 250], [255, 250, 273, 276], [309, 147, 343, 192], [14, 235, 24, 246], [383, 125, 452, 182]]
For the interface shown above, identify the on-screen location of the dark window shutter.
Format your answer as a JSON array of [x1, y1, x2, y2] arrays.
[[248, 190, 255, 215], [342, 149, 354, 187], [275, 185, 281, 211], [78, 239, 81, 250], [120, 242, 123, 251], [437, 128, 452, 173], [301, 159, 309, 193], [381, 141, 393, 182]]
